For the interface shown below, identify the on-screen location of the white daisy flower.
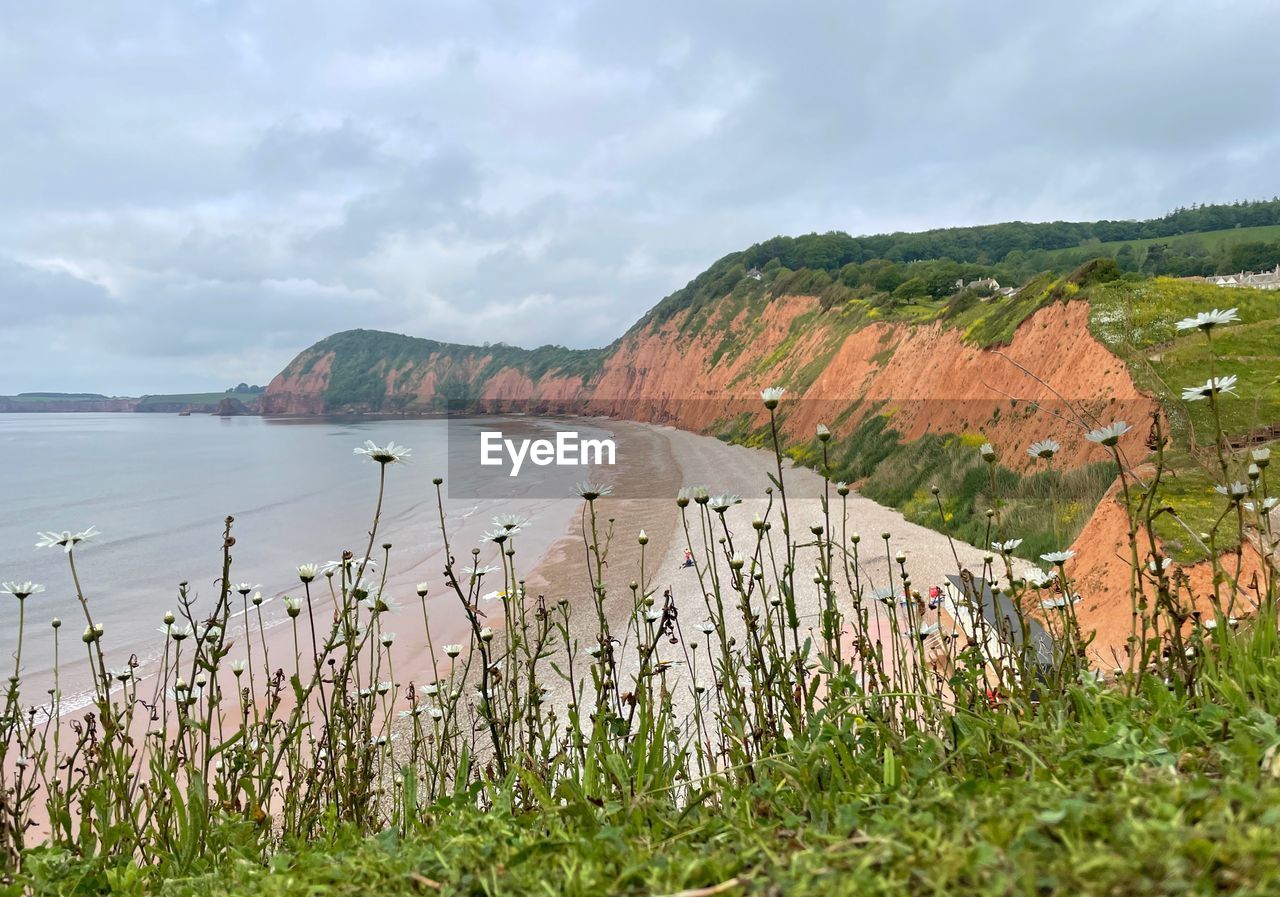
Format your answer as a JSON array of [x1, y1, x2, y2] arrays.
[[1085, 421, 1131, 447], [1244, 497, 1279, 513], [297, 563, 319, 583], [979, 443, 997, 463], [574, 481, 613, 500], [1040, 550, 1076, 564], [2, 582, 44, 600], [1025, 569, 1056, 588], [493, 514, 529, 530], [35, 526, 99, 553], [709, 494, 742, 513], [353, 440, 411, 464], [1174, 307, 1239, 333], [443, 644, 462, 658], [1182, 375, 1238, 402], [992, 539, 1023, 553], [1215, 482, 1251, 500], [1041, 594, 1081, 609], [760, 387, 786, 408], [1027, 439, 1061, 461]]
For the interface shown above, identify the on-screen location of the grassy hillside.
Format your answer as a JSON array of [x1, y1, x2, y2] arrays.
[[296, 329, 610, 409], [136, 389, 263, 409]]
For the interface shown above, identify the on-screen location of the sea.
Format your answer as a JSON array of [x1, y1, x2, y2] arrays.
[[0, 412, 605, 711]]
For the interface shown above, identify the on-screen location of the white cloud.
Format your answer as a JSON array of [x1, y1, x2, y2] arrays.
[[0, 0, 1277, 393]]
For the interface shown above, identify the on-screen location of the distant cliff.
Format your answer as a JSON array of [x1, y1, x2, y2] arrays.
[[0, 390, 263, 414], [0, 394, 139, 412]]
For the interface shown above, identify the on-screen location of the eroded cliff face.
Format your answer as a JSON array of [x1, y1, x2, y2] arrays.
[[266, 295, 1162, 639], [265, 298, 1154, 470]]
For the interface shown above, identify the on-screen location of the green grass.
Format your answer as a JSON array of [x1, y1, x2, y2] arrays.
[[20, 634, 1280, 896], [136, 390, 261, 408], [1052, 222, 1280, 265]]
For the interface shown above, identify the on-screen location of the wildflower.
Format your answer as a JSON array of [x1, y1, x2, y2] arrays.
[[1027, 439, 1061, 461], [381, 632, 395, 647], [419, 682, 439, 697], [51, 617, 61, 629], [283, 596, 303, 618], [979, 443, 997, 463], [816, 423, 831, 442], [1182, 375, 1238, 402], [323, 557, 378, 573], [230, 660, 247, 676], [1040, 550, 1075, 564], [109, 666, 134, 682], [676, 487, 693, 507], [429, 706, 443, 720], [362, 594, 401, 614], [1215, 482, 1251, 501], [252, 591, 264, 606], [231, 582, 258, 596], [1025, 569, 1056, 588], [170, 624, 194, 642], [574, 481, 613, 501], [353, 440, 412, 465], [1174, 307, 1239, 333], [479, 627, 494, 642], [297, 563, 319, 583], [443, 644, 462, 658], [709, 494, 741, 513], [696, 620, 716, 635], [1252, 447, 1271, 468], [376, 680, 392, 695], [493, 514, 529, 530], [637, 529, 648, 545], [835, 481, 850, 496], [1203, 618, 1218, 631], [82, 623, 104, 643], [690, 486, 710, 505], [918, 622, 940, 637], [350, 577, 380, 599], [483, 527, 517, 545], [1147, 557, 1173, 574], [463, 564, 499, 578], [416, 582, 430, 597], [991, 539, 1023, 554], [2, 582, 44, 600], [1041, 595, 1081, 609], [1245, 497, 1279, 513], [35, 526, 99, 553], [1085, 421, 1132, 447], [760, 387, 785, 409]]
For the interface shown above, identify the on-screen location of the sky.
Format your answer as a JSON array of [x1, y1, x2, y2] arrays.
[[1, 1, 1278, 395]]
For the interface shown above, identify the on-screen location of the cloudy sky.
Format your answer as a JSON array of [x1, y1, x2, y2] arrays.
[[1, 1, 1277, 394]]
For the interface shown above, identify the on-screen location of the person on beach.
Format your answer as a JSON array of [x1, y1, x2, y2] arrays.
[[681, 549, 695, 568]]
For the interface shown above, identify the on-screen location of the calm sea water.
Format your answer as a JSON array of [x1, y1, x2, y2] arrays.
[[0, 413, 599, 706]]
